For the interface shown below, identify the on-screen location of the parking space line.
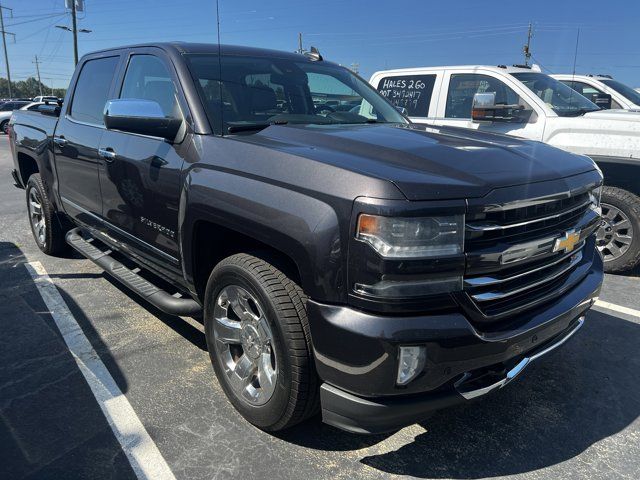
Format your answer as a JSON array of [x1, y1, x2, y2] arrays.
[[594, 299, 640, 319], [25, 261, 176, 480]]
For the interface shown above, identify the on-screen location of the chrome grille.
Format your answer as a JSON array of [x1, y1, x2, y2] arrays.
[[463, 189, 600, 322]]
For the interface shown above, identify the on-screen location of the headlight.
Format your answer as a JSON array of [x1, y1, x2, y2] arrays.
[[589, 186, 602, 214], [356, 214, 464, 259]]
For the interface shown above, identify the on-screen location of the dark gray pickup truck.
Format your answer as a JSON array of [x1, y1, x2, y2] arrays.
[[10, 43, 603, 434]]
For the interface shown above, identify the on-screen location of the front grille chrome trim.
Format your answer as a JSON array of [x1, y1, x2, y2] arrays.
[[471, 250, 583, 302], [465, 241, 586, 288], [466, 199, 593, 232]]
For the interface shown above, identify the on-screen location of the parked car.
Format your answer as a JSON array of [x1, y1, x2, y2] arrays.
[[0, 100, 32, 133], [11, 43, 603, 434], [32, 95, 60, 103], [371, 64, 640, 272], [552, 74, 640, 111]]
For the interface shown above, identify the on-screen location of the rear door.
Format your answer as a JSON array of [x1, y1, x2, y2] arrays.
[[54, 54, 121, 225], [373, 71, 441, 124], [97, 49, 189, 266]]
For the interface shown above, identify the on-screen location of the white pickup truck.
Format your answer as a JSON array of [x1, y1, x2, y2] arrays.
[[370, 64, 640, 272], [551, 74, 640, 111]]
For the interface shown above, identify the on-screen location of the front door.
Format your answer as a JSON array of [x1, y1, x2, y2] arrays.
[[55, 55, 120, 226], [436, 72, 544, 141], [98, 52, 187, 266]]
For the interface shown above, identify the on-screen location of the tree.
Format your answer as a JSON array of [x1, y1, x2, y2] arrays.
[[0, 77, 67, 99]]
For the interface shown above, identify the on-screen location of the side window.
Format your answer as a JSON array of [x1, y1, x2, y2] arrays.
[[377, 75, 436, 117], [445, 73, 524, 119], [70, 56, 119, 125], [1, 102, 13, 111], [562, 81, 602, 97], [120, 55, 179, 117], [27, 104, 42, 111]]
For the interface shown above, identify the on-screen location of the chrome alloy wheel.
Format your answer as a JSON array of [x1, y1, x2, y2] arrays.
[[597, 202, 633, 262], [28, 187, 46, 246], [213, 285, 277, 406]]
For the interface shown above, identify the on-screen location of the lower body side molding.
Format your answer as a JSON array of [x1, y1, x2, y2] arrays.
[[65, 227, 202, 316]]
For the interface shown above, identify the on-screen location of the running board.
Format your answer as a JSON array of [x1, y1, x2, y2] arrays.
[[65, 228, 202, 316]]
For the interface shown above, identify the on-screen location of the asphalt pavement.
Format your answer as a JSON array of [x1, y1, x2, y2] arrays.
[[1, 135, 639, 480]]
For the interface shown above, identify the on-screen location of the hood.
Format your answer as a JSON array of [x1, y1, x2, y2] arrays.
[[583, 109, 640, 119], [235, 123, 597, 200]]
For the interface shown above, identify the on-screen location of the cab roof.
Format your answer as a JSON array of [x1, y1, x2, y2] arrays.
[[86, 42, 314, 63]]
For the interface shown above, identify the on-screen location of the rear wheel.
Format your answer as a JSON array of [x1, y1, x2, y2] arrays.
[[1, 120, 8, 134], [597, 187, 640, 273], [26, 173, 67, 255], [204, 253, 319, 431]]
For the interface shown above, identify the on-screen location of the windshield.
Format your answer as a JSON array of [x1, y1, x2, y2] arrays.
[[511, 72, 600, 116], [185, 54, 407, 134], [601, 79, 640, 106]]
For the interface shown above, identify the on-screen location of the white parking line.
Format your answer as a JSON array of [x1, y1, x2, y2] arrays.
[[594, 299, 640, 319], [25, 261, 176, 480]]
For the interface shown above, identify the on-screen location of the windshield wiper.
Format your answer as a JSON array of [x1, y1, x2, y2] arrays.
[[227, 119, 289, 134]]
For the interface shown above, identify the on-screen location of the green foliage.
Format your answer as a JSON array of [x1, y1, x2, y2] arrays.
[[0, 77, 67, 99]]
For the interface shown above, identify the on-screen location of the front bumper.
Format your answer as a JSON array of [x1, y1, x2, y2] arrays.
[[308, 253, 603, 434]]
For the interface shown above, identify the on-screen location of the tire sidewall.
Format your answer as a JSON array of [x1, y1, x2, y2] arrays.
[[601, 188, 640, 272], [204, 264, 294, 429], [1, 120, 8, 134], [26, 175, 50, 252]]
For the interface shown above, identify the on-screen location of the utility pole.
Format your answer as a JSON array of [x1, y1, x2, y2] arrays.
[[57, 1, 90, 65], [523, 22, 533, 67], [71, 0, 78, 65], [33, 55, 43, 96], [0, 3, 14, 98]]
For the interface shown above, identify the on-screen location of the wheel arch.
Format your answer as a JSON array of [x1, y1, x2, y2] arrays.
[[180, 168, 347, 304]]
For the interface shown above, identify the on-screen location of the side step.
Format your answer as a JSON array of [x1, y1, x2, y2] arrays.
[[66, 228, 202, 316]]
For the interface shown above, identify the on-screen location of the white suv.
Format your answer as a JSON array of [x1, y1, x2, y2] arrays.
[[370, 65, 640, 272], [551, 74, 640, 111]]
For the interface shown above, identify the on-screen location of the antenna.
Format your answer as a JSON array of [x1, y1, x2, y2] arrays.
[[296, 33, 306, 54], [568, 28, 580, 107], [523, 22, 533, 67]]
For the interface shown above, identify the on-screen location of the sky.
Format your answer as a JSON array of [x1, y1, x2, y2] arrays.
[[3, 0, 640, 91]]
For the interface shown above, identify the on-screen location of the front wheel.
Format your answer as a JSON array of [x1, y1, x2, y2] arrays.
[[597, 186, 640, 273], [204, 253, 319, 431], [1, 120, 8, 134]]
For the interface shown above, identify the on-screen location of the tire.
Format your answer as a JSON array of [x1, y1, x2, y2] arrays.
[[26, 173, 67, 255], [0, 120, 8, 134], [598, 186, 640, 273], [204, 253, 319, 431]]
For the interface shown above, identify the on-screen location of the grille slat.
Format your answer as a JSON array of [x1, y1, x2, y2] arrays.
[[463, 189, 598, 322]]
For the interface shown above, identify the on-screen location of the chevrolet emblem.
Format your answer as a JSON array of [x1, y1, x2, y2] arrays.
[[553, 229, 581, 253]]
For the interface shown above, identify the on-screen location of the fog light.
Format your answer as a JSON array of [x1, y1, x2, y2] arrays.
[[397, 346, 426, 385]]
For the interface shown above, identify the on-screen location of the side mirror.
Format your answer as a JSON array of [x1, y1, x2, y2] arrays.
[[471, 92, 530, 123], [37, 104, 61, 117], [591, 93, 612, 110], [104, 99, 182, 141]]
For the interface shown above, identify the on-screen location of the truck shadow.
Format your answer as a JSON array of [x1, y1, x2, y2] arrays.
[[281, 309, 640, 478], [0, 242, 137, 479]]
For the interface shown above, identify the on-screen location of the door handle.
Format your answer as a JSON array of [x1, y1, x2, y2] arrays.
[[53, 136, 67, 147], [98, 147, 117, 162]]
